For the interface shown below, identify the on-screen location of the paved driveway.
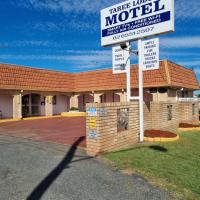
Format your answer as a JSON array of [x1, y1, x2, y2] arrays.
[[0, 117, 86, 147], [0, 135, 177, 200]]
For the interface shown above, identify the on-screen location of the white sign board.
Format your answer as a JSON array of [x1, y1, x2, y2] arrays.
[[87, 108, 97, 117], [141, 38, 159, 71], [112, 43, 130, 74], [101, 0, 174, 46]]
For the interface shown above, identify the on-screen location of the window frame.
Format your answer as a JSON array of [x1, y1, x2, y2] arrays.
[[167, 105, 173, 121]]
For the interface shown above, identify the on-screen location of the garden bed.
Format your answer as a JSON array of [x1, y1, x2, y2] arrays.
[[144, 130, 177, 138], [179, 123, 200, 128]]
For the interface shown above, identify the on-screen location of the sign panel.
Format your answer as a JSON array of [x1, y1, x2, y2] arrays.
[[141, 38, 159, 71], [87, 108, 97, 117], [99, 107, 108, 117], [88, 130, 97, 139], [101, 0, 174, 46], [112, 43, 130, 74], [89, 117, 97, 129]]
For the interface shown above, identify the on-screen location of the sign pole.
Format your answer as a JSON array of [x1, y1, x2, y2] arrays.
[[126, 44, 131, 102], [138, 39, 144, 142]]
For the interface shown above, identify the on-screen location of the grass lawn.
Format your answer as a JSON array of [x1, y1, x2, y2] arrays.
[[104, 130, 200, 200]]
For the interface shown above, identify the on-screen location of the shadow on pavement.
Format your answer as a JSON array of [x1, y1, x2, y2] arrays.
[[27, 136, 88, 200]]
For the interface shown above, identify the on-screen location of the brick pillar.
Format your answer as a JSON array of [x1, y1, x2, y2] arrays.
[[45, 96, 53, 116], [70, 95, 79, 109], [13, 94, 22, 119], [86, 102, 140, 156]]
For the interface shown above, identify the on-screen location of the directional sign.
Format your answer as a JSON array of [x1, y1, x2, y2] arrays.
[[112, 43, 130, 74], [141, 38, 159, 71], [101, 0, 174, 46]]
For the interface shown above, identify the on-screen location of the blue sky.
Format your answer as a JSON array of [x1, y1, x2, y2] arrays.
[[0, 0, 199, 83]]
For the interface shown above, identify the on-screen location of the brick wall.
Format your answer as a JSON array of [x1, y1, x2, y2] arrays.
[[86, 102, 140, 156], [179, 102, 199, 125], [86, 101, 199, 156], [144, 102, 180, 132]]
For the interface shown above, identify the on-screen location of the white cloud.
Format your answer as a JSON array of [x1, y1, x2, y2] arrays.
[[1, 40, 61, 48], [0, 54, 110, 61], [179, 61, 200, 67], [32, 16, 98, 32], [0, 50, 113, 71], [0, 50, 112, 67], [160, 50, 200, 57], [175, 0, 200, 19], [15, 0, 200, 19], [16, 0, 120, 14], [194, 68, 200, 75], [13, 0, 200, 33], [160, 37, 200, 49]]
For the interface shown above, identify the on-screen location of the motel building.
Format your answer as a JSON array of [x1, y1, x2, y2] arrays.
[[0, 60, 199, 120]]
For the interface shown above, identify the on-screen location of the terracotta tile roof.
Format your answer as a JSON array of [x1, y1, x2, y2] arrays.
[[74, 60, 199, 92], [0, 64, 74, 92], [74, 61, 167, 92], [167, 61, 199, 90], [0, 60, 199, 92]]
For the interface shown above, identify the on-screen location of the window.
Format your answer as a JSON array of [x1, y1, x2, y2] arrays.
[[31, 94, 40, 105], [192, 104, 195, 116], [117, 108, 129, 132], [53, 96, 57, 105], [185, 91, 189, 97], [167, 105, 173, 121], [158, 88, 167, 93], [181, 90, 189, 98], [149, 88, 157, 93]]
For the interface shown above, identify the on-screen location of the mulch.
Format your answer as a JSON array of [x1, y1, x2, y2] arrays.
[[144, 130, 177, 138], [179, 123, 200, 128]]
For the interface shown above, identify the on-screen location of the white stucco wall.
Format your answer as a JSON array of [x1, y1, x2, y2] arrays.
[[40, 95, 45, 116], [0, 94, 13, 118], [53, 95, 69, 115]]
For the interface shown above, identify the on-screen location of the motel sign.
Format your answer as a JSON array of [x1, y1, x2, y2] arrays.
[[101, 0, 174, 46]]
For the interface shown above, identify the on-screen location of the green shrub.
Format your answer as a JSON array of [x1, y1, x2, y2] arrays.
[[70, 107, 79, 111]]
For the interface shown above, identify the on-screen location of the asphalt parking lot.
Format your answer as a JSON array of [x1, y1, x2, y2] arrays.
[[0, 117, 86, 147], [0, 134, 176, 200]]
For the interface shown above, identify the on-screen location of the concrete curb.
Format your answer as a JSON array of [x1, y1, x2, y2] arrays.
[[61, 112, 86, 117], [178, 127, 200, 131], [144, 134, 179, 142], [0, 113, 86, 124], [0, 115, 62, 123]]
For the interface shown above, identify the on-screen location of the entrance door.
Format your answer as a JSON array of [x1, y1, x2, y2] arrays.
[[22, 94, 40, 117], [31, 94, 40, 116], [22, 94, 30, 117]]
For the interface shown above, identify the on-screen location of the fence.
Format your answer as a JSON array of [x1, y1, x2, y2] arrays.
[[86, 101, 199, 156]]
